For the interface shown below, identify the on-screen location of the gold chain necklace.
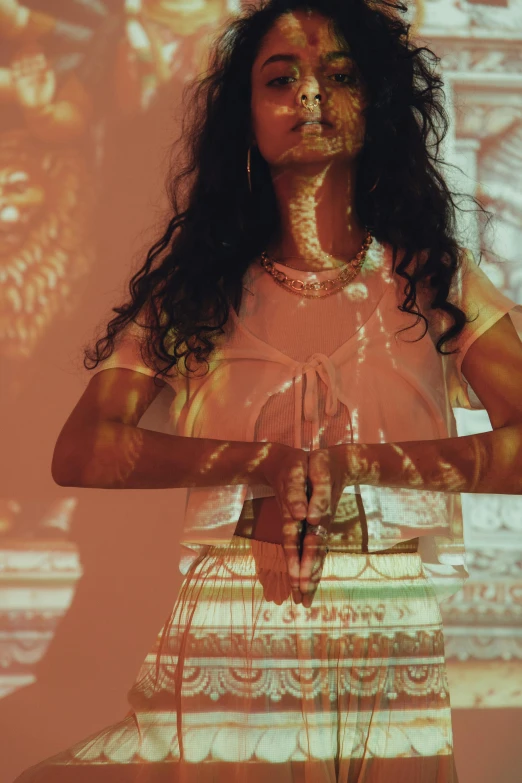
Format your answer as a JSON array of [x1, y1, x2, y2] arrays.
[[259, 229, 373, 299]]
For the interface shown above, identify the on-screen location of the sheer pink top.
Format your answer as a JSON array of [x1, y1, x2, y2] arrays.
[[87, 238, 522, 601]]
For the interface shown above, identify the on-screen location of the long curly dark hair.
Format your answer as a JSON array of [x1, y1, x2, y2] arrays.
[[84, 0, 489, 384]]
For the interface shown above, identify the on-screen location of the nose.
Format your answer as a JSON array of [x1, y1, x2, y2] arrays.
[[301, 92, 322, 105], [295, 74, 322, 108]]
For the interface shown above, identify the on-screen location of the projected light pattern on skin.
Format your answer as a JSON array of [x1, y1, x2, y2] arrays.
[[251, 11, 367, 273], [392, 446, 426, 488], [14, 4, 522, 783], [199, 442, 231, 476], [81, 422, 146, 489]]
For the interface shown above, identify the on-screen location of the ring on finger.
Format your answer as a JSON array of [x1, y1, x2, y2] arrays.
[[305, 523, 329, 541]]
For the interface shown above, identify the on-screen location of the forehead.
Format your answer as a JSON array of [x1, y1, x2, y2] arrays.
[[254, 11, 345, 64]]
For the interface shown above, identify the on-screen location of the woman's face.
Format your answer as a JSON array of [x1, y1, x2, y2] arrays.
[[251, 10, 368, 169]]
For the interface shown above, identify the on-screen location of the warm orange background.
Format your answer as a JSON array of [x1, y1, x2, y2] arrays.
[[1, 1, 521, 781]]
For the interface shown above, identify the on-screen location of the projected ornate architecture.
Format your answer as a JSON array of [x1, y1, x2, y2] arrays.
[[2, 6, 522, 783]]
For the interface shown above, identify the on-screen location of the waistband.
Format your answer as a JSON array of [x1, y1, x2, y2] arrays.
[[236, 535, 420, 555], [199, 536, 425, 581]]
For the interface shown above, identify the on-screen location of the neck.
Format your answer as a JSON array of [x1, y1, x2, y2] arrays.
[[266, 160, 366, 272]]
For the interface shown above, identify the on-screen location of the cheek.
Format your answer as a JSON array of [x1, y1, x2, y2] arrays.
[[252, 97, 289, 145], [336, 94, 366, 129], [335, 86, 365, 115], [252, 91, 270, 136], [254, 119, 283, 160]]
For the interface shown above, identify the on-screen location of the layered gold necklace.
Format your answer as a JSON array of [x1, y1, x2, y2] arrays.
[[259, 229, 373, 299]]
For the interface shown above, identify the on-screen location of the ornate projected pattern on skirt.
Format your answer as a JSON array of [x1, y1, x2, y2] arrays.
[[15, 535, 458, 783]]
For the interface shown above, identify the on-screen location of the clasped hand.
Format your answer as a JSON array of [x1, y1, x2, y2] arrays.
[[262, 444, 358, 608]]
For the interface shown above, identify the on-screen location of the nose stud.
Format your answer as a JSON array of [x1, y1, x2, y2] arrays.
[[301, 95, 321, 113]]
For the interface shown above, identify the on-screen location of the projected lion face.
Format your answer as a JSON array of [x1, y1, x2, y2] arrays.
[[0, 166, 45, 255], [0, 131, 95, 359]]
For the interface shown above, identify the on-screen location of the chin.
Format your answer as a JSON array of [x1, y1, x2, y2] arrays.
[[275, 143, 350, 166]]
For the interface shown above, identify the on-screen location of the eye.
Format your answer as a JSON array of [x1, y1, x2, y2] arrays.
[[266, 76, 295, 87], [330, 73, 358, 85], [267, 73, 358, 87]]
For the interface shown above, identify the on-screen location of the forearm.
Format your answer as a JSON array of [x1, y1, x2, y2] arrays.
[[347, 423, 522, 495], [53, 420, 275, 490]]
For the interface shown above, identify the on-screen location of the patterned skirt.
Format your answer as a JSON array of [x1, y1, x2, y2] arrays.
[[15, 534, 458, 783]]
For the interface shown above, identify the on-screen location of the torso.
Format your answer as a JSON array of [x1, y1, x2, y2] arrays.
[[232, 241, 418, 556]]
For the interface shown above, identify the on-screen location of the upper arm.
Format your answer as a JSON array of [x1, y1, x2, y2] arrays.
[[59, 368, 166, 433], [52, 369, 167, 482], [424, 246, 522, 418], [461, 312, 522, 428]]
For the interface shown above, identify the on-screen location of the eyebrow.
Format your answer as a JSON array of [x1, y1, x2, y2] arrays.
[[260, 49, 353, 71]]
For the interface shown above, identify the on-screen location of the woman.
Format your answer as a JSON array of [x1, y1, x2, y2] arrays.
[[15, 0, 522, 781]]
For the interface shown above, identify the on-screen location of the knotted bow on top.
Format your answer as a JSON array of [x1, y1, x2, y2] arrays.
[[294, 352, 341, 450]]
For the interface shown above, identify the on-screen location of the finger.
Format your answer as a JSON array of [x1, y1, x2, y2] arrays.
[[274, 484, 303, 605], [307, 450, 332, 524], [299, 527, 321, 596], [300, 533, 328, 607], [281, 517, 304, 604], [280, 455, 308, 604], [301, 452, 331, 598], [272, 451, 308, 605], [285, 458, 309, 520]]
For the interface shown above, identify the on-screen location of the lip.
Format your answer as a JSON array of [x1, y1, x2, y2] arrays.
[[293, 119, 333, 130]]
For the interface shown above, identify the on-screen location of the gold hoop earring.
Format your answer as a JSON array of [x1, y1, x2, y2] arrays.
[[247, 146, 252, 193]]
